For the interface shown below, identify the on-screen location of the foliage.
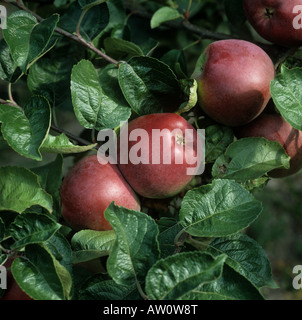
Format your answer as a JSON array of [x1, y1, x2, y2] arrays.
[[0, 0, 301, 300]]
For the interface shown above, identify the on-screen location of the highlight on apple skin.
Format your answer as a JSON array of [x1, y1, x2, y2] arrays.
[[244, 0, 302, 48], [196, 39, 275, 127], [235, 113, 302, 178], [60, 154, 141, 231]]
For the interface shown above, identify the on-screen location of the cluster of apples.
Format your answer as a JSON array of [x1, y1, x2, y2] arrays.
[[2, 0, 302, 301], [60, 0, 302, 234]]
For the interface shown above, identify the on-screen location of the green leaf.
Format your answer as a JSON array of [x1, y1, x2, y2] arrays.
[[179, 179, 262, 237], [71, 60, 131, 131], [0, 166, 53, 214], [271, 66, 302, 131], [78, 275, 141, 300], [41, 133, 97, 154], [214, 137, 291, 182], [71, 59, 102, 129], [157, 218, 183, 258], [3, 11, 59, 72], [104, 37, 143, 60], [205, 125, 234, 163], [145, 252, 226, 300], [206, 233, 278, 289], [0, 39, 22, 83], [71, 229, 116, 263], [11, 244, 72, 300], [0, 96, 51, 161], [27, 57, 74, 109], [105, 203, 160, 286], [97, 64, 131, 130], [3, 11, 36, 69], [183, 265, 264, 300], [118, 56, 183, 115], [150, 7, 183, 29], [58, 1, 109, 41], [9, 212, 60, 250], [177, 79, 198, 113]]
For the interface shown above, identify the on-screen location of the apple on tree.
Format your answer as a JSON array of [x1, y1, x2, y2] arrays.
[[60, 154, 140, 231], [196, 39, 275, 127], [117, 113, 202, 199], [244, 0, 302, 47], [235, 113, 302, 177]]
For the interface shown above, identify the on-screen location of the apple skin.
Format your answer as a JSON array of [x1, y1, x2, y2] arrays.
[[244, 0, 302, 47], [196, 39, 275, 127], [117, 113, 201, 199], [235, 113, 302, 177], [1, 259, 32, 301], [60, 155, 141, 231]]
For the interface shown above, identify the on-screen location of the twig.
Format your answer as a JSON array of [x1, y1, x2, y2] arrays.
[[3, 0, 119, 65], [50, 124, 94, 147]]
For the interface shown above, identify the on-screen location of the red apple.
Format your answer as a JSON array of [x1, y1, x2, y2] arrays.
[[196, 39, 275, 127], [244, 0, 302, 47], [60, 154, 140, 231], [117, 113, 202, 199], [235, 113, 302, 177]]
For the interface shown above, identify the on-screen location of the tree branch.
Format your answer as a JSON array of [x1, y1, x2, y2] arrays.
[[3, 0, 119, 65]]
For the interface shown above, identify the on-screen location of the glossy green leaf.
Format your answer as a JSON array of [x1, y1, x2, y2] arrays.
[[71, 229, 116, 263], [78, 274, 141, 300], [9, 212, 60, 250], [27, 57, 74, 109], [179, 179, 262, 237], [41, 133, 97, 154], [71, 59, 102, 129], [105, 203, 160, 286], [0, 166, 53, 214], [205, 124, 234, 163], [206, 233, 277, 289], [118, 56, 183, 115], [0, 96, 51, 161], [183, 265, 264, 300], [145, 252, 226, 300], [271, 66, 302, 131], [150, 7, 183, 29], [3, 11, 59, 72], [214, 137, 291, 182], [97, 64, 131, 130], [0, 39, 22, 83], [11, 244, 72, 300], [58, 1, 109, 41], [104, 37, 143, 59]]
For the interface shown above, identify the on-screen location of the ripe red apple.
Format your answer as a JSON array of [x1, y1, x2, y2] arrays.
[[196, 39, 275, 127], [117, 113, 202, 199], [60, 154, 140, 231], [235, 113, 302, 177], [1, 258, 32, 300], [244, 0, 302, 47]]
